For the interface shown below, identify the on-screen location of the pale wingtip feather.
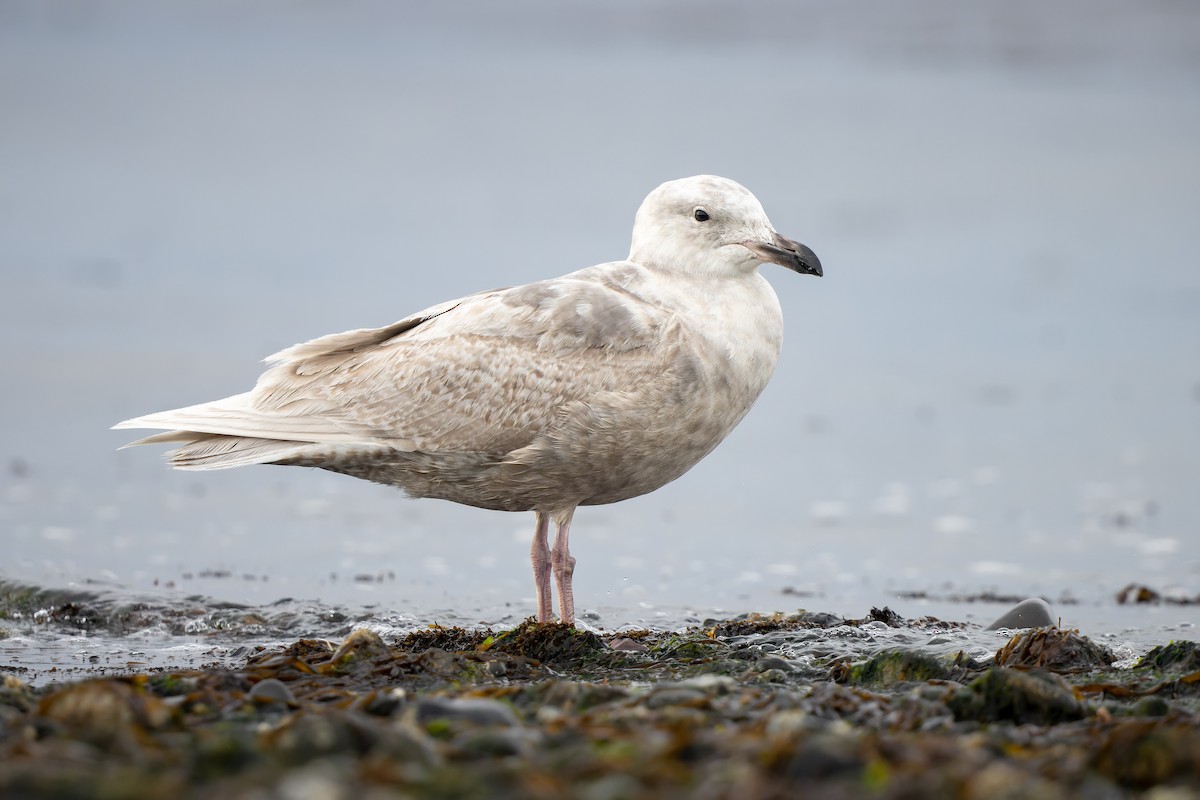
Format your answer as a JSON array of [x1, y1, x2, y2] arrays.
[[117, 430, 202, 449]]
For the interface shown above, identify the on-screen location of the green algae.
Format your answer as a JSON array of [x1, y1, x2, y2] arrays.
[[1136, 641, 1200, 672], [948, 667, 1087, 725], [840, 650, 954, 688]]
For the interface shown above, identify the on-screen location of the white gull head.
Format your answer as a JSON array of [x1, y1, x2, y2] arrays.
[[628, 175, 822, 279]]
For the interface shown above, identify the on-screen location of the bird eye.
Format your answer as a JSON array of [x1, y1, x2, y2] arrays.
[[693, 208, 710, 222]]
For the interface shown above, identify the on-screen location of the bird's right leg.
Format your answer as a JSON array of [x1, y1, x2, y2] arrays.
[[530, 512, 553, 623], [551, 507, 577, 626]]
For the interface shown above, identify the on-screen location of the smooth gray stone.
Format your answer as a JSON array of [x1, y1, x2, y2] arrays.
[[985, 597, 1055, 630], [413, 697, 520, 728], [249, 677, 296, 704]]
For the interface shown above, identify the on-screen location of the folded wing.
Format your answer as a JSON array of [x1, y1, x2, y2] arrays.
[[114, 264, 683, 470]]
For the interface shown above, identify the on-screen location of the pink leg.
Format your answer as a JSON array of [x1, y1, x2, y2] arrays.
[[551, 508, 577, 625], [530, 512, 553, 623]]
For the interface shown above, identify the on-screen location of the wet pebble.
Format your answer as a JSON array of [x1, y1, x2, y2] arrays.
[[275, 761, 355, 800], [412, 697, 519, 729], [677, 674, 737, 694], [949, 667, 1087, 725], [325, 628, 389, 674], [643, 687, 710, 710], [248, 678, 296, 705], [752, 668, 790, 684], [765, 708, 816, 739], [453, 727, 539, 759], [842, 650, 952, 688], [986, 597, 1056, 631], [755, 655, 795, 673], [1134, 696, 1171, 717], [353, 687, 407, 717], [526, 680, 630, 712], [1095, 720, 1200, 788], [799, 611, 845, 628], [266, 711, 382, 764], [37, 679, 172, 751], [0, 676, 34, 716], [608, 636, 649, 653]]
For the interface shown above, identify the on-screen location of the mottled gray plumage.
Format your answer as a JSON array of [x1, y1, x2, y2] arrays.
[[115, 175, 822, 624]]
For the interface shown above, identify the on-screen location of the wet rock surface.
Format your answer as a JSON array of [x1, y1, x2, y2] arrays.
[[2, 615, 1199, 798]]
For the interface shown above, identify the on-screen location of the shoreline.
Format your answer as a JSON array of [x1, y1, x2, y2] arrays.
[[3, 611, 1199, 797]]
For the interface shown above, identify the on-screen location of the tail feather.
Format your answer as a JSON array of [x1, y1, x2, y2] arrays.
[[114, 392, 372, 445], [115, 392, 387, 471], [165, 435, 313, 471]]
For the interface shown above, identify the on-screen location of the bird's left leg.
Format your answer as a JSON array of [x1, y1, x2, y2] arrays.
[[530, 512, 553, 623], [551, 507, 577, 625]]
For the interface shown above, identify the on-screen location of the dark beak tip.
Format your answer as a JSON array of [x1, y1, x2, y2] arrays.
[[792, 242, 822, 278], [743, 238, 822, 277]]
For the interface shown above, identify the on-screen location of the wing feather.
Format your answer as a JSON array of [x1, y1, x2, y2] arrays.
[[246, 264, 679, 454], [115, 262, 687, 462]]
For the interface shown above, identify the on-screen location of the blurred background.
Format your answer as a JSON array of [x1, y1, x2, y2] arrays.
[[2, 1, 1198, 628]]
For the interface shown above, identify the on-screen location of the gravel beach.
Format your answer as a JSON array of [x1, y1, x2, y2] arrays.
[[4, 606, 1199, 799]]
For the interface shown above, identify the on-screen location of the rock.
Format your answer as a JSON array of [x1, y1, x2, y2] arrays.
[[577, 774, 644, 800], [608, 636, 649, 653], [994, 627, 1115, 671], [755, 655, 796, 673], [1135, 641, 1200, 672], [275, 760, 355, 800], [453, 727, 536, 759], [249, 677, 296, 705], [1133, 696, 1171, 717], [523, 680, 630, 712], [0, 675, 34, 715], [678, 674, 737, 694], [797, 611, 845, 628], [1094, 720, 1200, 789], [1116, 584, 1162, 605], [189, 726, 263, 782], [38, 679, 173, 750], [948, 667, 1087, 725], [265, 710, 382, 764], [146, 673, 199, 698], [370, 721, 441, 768], [764, 709, 815, 739], [985, 598, 1056, 630], [643, 687, 709, 710], [354, 687, 406, 717], [843, 650, 951, 687], [767, 730, 863, 780], [411, 697, 519, 729], [752, 668, 791, 684], [324, 628, 390, 674], [866, 607, 903, 627], [963, 761, 1063, 800], [653, 635, 726, 659]]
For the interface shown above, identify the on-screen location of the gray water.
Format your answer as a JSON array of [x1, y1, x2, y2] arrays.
[[2, 1, 1199, 679]]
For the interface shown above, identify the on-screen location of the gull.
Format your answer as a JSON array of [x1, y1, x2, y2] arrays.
[[114, 175, 822, 625]]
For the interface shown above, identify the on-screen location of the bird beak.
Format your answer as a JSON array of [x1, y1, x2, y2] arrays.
[[742, 233, 823, 277]]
